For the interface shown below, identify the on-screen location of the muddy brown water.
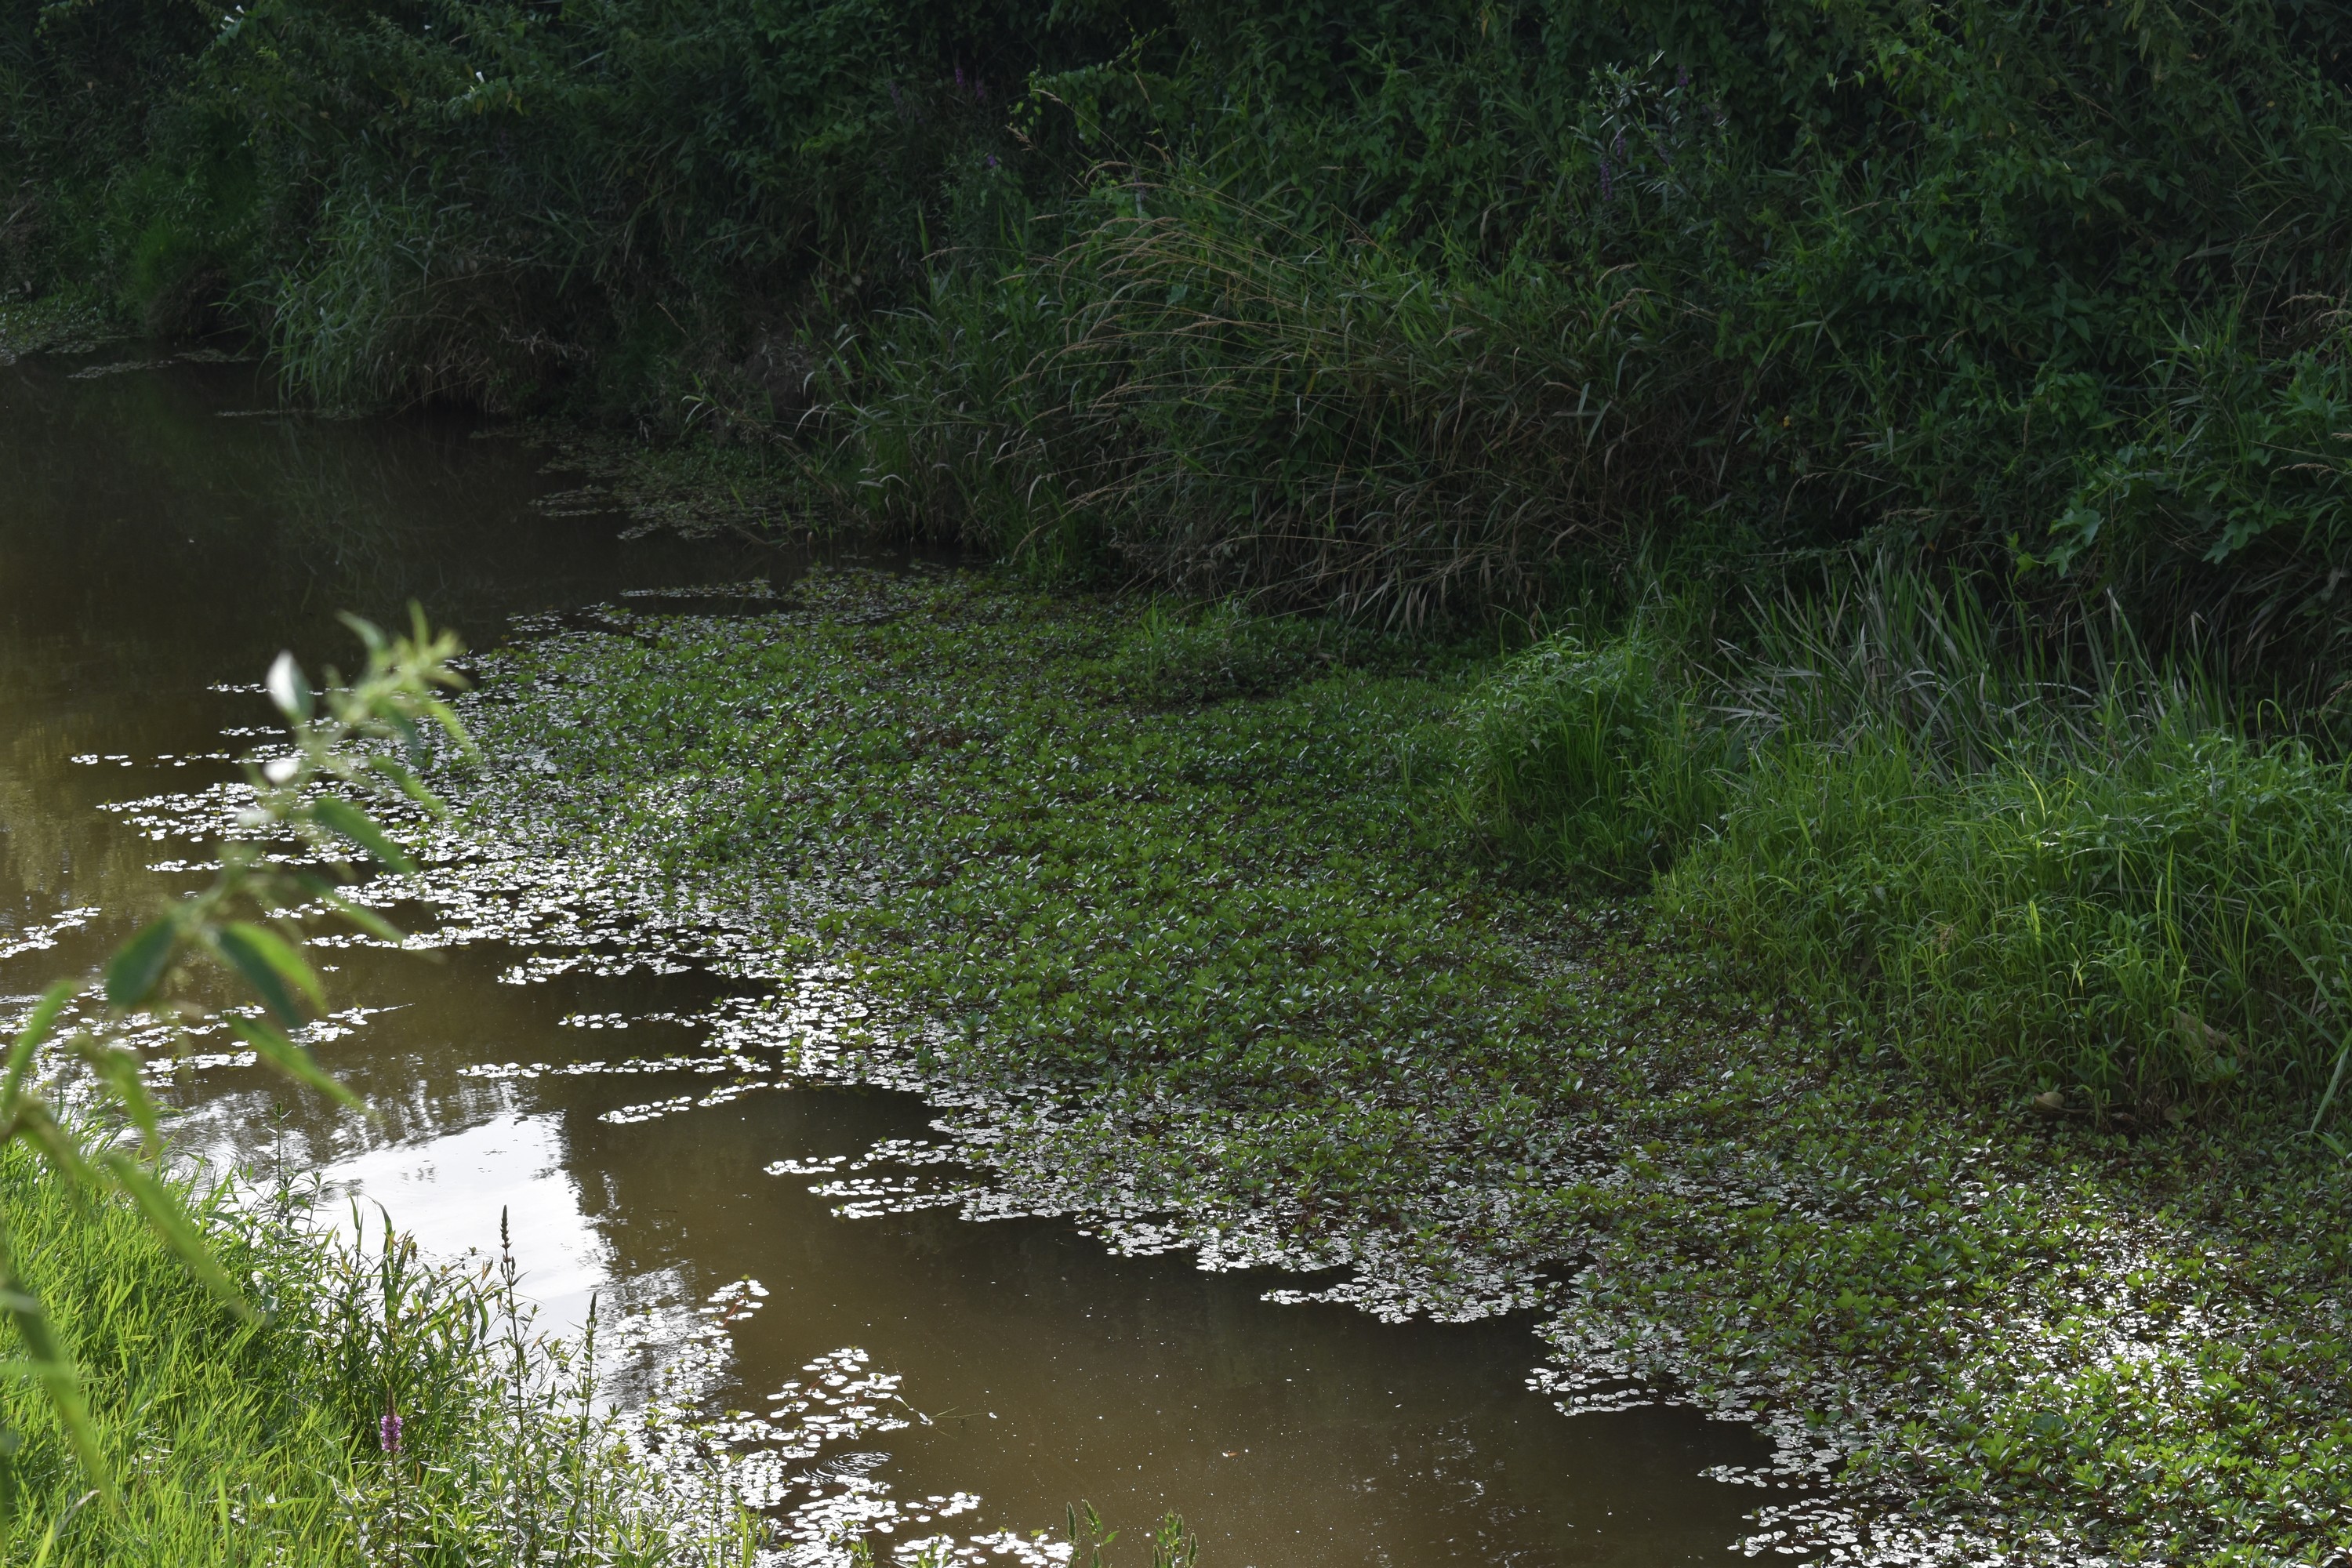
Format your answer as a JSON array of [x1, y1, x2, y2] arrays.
[[0, 347, 1778, 1565]]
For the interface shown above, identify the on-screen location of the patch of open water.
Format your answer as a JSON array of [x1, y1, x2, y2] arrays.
[[0, 348, 1789, 1564]]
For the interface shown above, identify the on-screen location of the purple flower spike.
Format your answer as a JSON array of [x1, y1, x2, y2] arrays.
[[1678, 65, 1690, 89], [380, 1408, 403, 1454], [1597, 158, 1614, 201]]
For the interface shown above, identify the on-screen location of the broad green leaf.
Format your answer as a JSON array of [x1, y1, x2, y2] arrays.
[[16, 1105, 97, 1196], [339, 611, 389, 655], [225, 1015, 359, 1108], [307, 796, 418, 873], [365, 754, 448, 813], [266, 650, 313, 720], [102, 1155, 253, 1319], [2, 982, 74, 1114], [212, 923, 324, 1027], [87, 1047, 160, 1146], [2314, 1035, 2350, 1137], [103, 918, 178, 1009]]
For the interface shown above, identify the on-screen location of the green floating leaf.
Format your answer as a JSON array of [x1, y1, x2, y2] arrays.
[[225, 1014, 358, 1108], [308, 796, 418, 874], [212, 922, 325, 1028], [103, 918, 178, 1009]]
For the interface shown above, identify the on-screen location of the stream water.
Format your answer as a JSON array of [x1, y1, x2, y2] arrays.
[[0, 347, 1780, 1566]]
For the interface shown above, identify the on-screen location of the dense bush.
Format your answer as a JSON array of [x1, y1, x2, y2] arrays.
[[1439, 565, 2352, 1112], [13, 0, 2352, 673]]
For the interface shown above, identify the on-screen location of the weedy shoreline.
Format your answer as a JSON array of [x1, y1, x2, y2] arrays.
[[445, 567, 2352, 1566], [0, 1138, 764, 1565]]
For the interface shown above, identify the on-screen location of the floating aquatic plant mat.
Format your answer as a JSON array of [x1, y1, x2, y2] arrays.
[[123, 568, 2348, 1563]]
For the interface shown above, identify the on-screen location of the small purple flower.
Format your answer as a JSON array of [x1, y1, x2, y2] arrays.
[[379, 1407, 403, 1454], [1677, 65, 1690, 89], [975, 77, 986, 103], [1613, 129, 1627, 162], [1597, 158, 1614, 201], [985, 154, 999, 169], [954, 64, 965, 91]]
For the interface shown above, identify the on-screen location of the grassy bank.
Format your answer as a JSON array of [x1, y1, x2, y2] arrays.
[[1455, 571, 2352, 1117], [0, 1134, 750, 1565], [452, 567, 2352, 1563]]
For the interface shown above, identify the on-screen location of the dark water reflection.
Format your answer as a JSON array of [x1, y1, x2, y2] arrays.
[[0, 349, 1772, 1565]]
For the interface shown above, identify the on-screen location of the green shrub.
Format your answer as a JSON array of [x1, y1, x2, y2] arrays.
[[17, 0, 2352, 673], [1457, 629, 1722, 884]]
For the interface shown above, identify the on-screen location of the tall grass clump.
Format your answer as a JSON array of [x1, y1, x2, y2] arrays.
[[0, 1141, 751, 1564], [1657, 568, 2352, 1115], [1456, 626, 1724, 885], [803, 178, 1734, 621]]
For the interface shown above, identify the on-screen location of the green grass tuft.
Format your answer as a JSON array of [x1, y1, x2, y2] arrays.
[[1455, 627, 1724, 885], [0, 1138, 746, 1565]]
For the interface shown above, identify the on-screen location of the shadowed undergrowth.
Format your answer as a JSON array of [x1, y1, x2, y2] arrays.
[[14, 0, 2352, 682]]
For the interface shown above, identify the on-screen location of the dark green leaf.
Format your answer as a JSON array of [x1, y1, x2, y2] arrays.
[[307, 796, 417, 874], [103, 918, 178, 1009], [2, 981, 74, 1115], [211, 923, 324, 1027]]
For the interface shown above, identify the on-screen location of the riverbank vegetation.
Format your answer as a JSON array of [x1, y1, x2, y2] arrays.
[[0, 1145, 746, 1565], [456, 568, 2351, 1561], [9, 0, 2352, 670], [0, 621, 757, 1561], [9, 0, 2352, 1554]]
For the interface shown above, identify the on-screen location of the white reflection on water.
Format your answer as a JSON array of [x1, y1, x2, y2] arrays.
[[321, 1111, 609, 1334]]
